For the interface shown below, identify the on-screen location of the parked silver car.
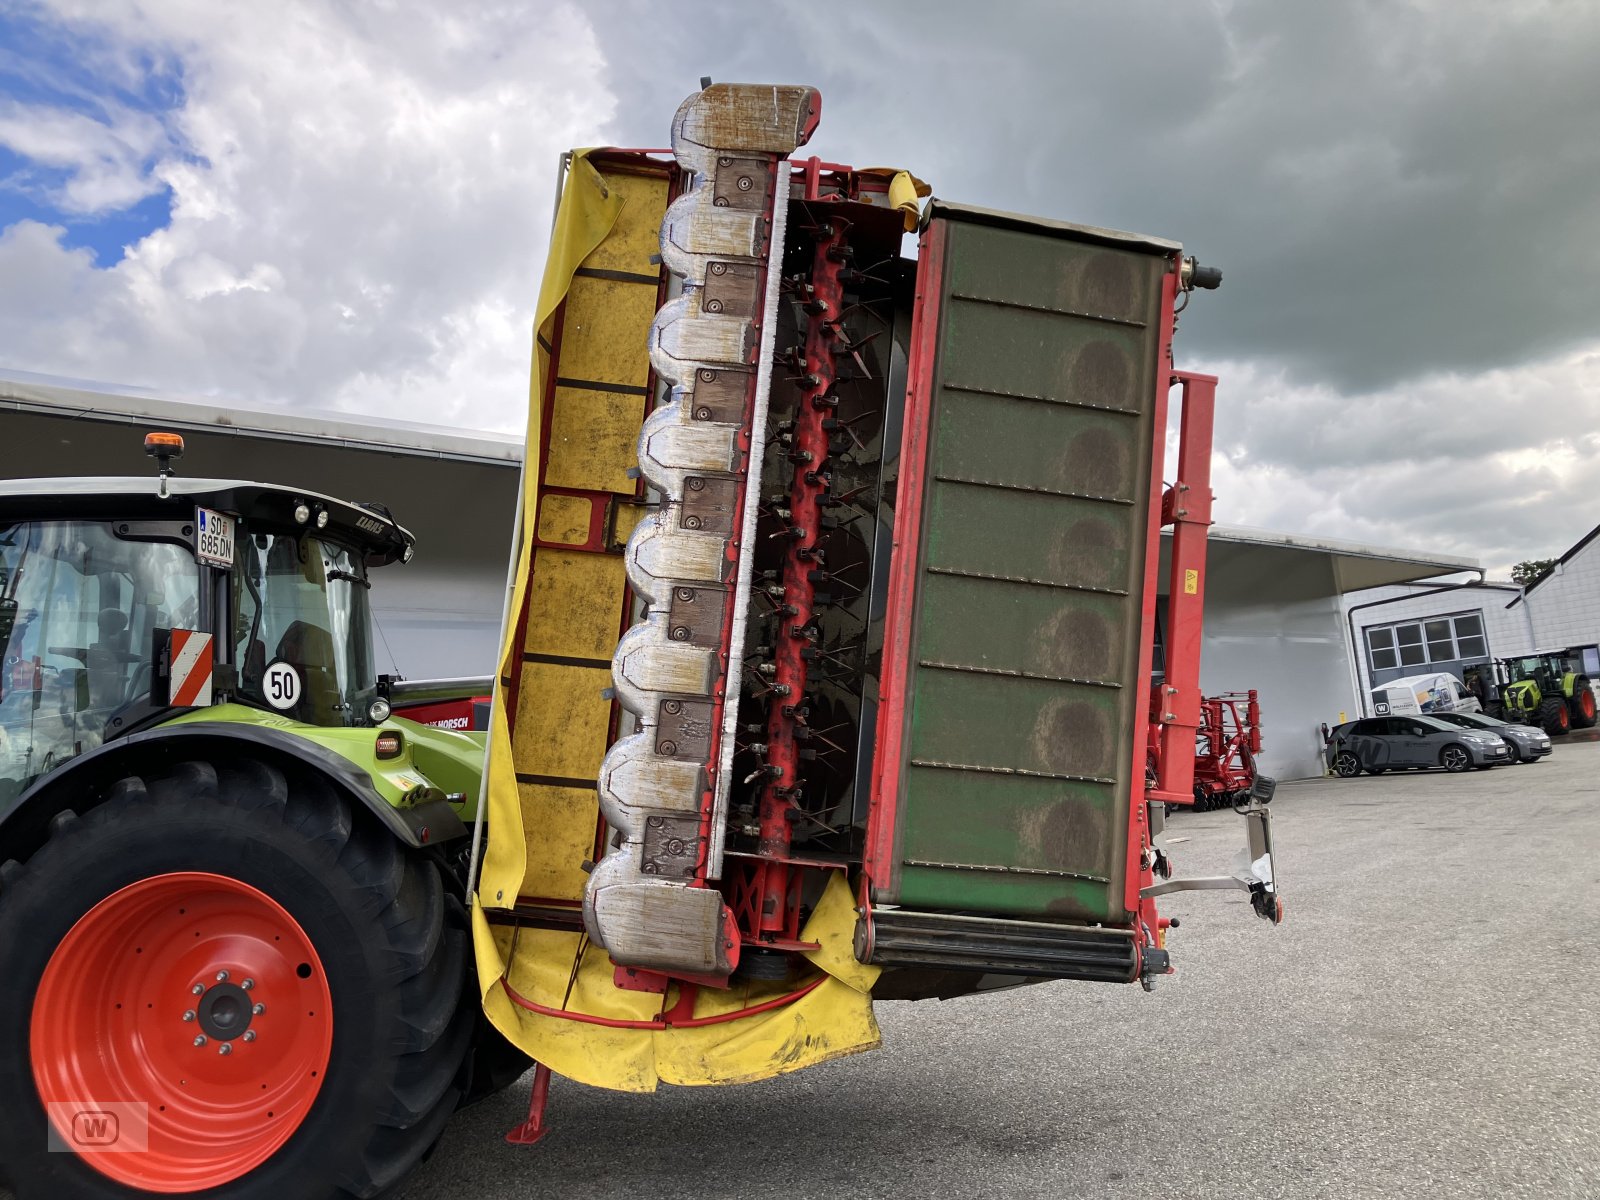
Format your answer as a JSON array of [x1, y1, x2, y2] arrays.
[[1431, 710, 1552, 764], [1325, 715, 1511, 777]]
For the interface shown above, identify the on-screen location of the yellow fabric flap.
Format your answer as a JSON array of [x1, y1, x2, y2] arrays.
[[858, 166, 932, 231], [477, 149, 624, 915], [476, 873, 880, 1094]]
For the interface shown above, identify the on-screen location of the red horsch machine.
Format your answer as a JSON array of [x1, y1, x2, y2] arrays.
[[1193, 691, 1264, 811], [1152, 689, 1265, 811]]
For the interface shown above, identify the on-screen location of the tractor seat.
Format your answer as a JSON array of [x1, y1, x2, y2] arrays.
[[273, 621, 340, 720]]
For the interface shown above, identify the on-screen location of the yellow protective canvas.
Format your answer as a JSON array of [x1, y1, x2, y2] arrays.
[[472, 150, 881, 1092]]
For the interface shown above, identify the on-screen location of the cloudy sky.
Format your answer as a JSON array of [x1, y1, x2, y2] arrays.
[[1, 0, 1596, 575]]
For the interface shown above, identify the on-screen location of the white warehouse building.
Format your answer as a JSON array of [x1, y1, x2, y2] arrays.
[[1344, 521, 1600, 715], [4, 372, 1480, 781]]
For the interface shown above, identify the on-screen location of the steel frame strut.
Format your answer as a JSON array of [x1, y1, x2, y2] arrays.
[[1148, 369, 1218, 809]]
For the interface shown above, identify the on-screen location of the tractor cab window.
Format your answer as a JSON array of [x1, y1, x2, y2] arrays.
[[234, 534, 377, 726], [0, 521, 199, 803]]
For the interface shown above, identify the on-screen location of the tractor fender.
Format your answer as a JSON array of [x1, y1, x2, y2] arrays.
[[0, 722, 467, 863]]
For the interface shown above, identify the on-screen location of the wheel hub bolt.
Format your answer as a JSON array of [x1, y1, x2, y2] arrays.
[[191, 983, 205, 996], [215, 970, 230, 982], [243, 1031, 257, 1043], [252, 1003, 266, 1016], [193, 1035, 207, 1047], [219, 1043, 232, 1056], [182, 1010, 196, 1022], [241, 978, 255, 991]]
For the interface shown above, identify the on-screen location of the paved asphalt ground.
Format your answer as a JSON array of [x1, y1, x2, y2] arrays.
[[401, 741, 1600, 1200], [8, 743, 1596, 1198]]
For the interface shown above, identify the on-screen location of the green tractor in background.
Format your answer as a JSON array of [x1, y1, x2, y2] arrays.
[[0, 434, 515, 1199], [1491, 648, 1599, 736]]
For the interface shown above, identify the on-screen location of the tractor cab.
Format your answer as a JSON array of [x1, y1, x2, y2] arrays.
[[0, 440, 415, 802], [1501, 650, 1575, 693]]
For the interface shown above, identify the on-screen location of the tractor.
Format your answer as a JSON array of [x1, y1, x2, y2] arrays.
[[0, 435, 515, 1199], [1491, 649, 1598, 735]]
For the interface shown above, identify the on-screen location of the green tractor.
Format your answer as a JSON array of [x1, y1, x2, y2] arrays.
[[1491, 648, 1598, 736], [0, 435, 514, 1199]]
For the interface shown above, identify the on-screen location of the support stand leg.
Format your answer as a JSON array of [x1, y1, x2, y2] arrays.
[[505, 1061, 553, 1146]]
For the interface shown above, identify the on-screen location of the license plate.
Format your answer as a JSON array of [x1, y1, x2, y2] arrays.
[[195, 507, 235, 568]]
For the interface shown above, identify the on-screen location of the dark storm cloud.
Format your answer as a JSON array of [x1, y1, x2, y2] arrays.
[[586, 0, 1600, 572], [588, 0, 1600, 394]]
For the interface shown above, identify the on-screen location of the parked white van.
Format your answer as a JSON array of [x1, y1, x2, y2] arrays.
[[1371, 672, 1483, 717]]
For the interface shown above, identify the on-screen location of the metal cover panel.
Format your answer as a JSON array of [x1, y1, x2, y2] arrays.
[[883, 212, 1168, 922], [924, 199, 1181, 256]]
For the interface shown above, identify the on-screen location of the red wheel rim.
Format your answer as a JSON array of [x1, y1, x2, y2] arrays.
[[1582, 691, 1596, 720], [1557, 705, 1570, 731], [31, 872, 333, 1192]]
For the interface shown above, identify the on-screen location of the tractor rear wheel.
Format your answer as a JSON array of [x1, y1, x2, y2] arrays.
[[1539, 696, 1571, 736], [1569, 678, 1597, 729], [0, 757, 473, 1199]]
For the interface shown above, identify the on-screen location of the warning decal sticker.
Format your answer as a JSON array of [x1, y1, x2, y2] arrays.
[[169, 630, 214, 707]]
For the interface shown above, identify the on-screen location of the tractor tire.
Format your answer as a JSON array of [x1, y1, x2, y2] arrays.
[[1333, 750, 1362, 778], [0, 757, 474, 1200], [461, 1020, 534, 1107], [1569, 678, 1597, 729], [1539, 696, 1571, 736], [1439, 744, 1472, 773]]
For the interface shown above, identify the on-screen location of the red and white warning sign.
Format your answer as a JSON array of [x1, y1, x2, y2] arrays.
[[169, 629, 214, 707]]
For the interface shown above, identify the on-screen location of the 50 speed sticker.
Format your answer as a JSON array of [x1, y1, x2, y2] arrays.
[[264, 661, 302, 711]]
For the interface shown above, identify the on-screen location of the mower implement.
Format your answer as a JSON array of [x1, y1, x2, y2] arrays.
[[470, 79, 1281, 1127]]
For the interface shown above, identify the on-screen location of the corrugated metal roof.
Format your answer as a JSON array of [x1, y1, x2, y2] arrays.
[[1205, 523, 1480, 592], [2, 369, 522, 466], [4, 370, 1482, 593]]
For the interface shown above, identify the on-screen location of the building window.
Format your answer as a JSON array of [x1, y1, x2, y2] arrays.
[[1369, 626, 1397, 671], [1454, 613, 1487, 659], [1366, 610, 1489, 675], [1395, 623, 1426, 667]]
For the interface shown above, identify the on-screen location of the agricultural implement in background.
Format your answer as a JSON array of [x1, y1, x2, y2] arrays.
[[1146, 690, 1263, 811], [0, 81, 1282, 1199], [1164, 690, 1263, 811]]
